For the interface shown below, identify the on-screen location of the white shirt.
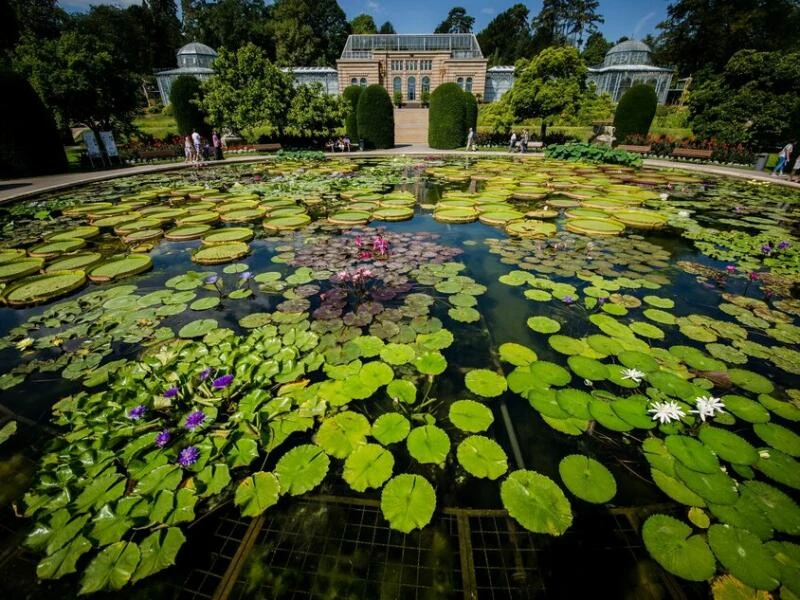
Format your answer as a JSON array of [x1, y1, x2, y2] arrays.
[[192, 132, 201, 146], [780, 143, 793, 158]]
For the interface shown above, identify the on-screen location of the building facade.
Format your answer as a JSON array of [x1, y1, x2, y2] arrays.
[[586, 40, 674, 104], [155, 42, 217, 105]]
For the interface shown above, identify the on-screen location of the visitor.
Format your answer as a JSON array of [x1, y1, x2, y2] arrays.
[[191, 129, 202, 163], [183, 136, 193, 163], [212, 129, 224, 161], [325, 139, 336, 152], [773, 141, 794, 176], [791, 154, 800, 182], [343, 136, 351, 152], [466, 128, 476, 152], [508, 131, 517, 153], [521, 129, 529, 154]]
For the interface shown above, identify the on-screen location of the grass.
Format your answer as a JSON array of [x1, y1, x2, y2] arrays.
[[133, 113, 179, 140]]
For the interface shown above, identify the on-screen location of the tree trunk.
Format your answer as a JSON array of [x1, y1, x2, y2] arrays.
[[540, 121, 548, 141]]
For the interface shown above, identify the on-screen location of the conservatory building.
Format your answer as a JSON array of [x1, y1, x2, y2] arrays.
[[155, 42, 217, 105], [586, 40, 674, 104]]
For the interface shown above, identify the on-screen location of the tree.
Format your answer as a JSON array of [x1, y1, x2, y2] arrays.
[[613, 84, 658, 143], [688, 49, 800, 148], [342, 85, 362, 141], [356, 84, 394, 149], [199, 43, 294, 137], [186, 0, 272, 56], [476, 4, 533, 66], [657, 0, 800, 77], [8, 0, 66, 40], [581, 31, 611, 66], [531, 0, 603, 50], [288, 83, 348, 137], [565, 0, 603, 48], [506, 46, 587, 138], [73, 5, 152, 76], [271, 0, 350, 66], [13, 29, 140, 134], [170, 75, 208, 136], [144, 0, 183, 69], [434, 7, 474, 34], [351, 14, 377, 34], [378, 21, 396, 34]]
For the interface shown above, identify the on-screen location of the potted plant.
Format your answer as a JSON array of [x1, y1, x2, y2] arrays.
[[393, 90, 403, 108]]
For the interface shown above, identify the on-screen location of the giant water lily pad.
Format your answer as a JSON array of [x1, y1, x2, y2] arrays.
[[380, 474, 436, 533], [274, 444, 330, 495], [406, 425, 450, 465], [558, 455, 617, 504], [465, 369, 507, 398], [505, 220, 557, 237], [565, 218, 625, 236], [164, 225, 211, 241], [263, 215, 312, 231], [200, 227, 254, 245], [373, 207, 414, 221], [328, 211, 371, 226], [641, 514, 716, 581], [314, 411, 371, 458], [433, 208, 478, 223], [500, 470, 572, 535], [3, 271, 86, 306], [192, 242, 250, 265], [46, 225, 100, 241], [708, 524, 780, 591], [343, 444, 394, 492], [28, 239, 86, 259], [0, 258, 44, 283], [88, 255, 152, 283], [457, 436, 508, 480], [371, 413, 410, 445], [613, 210, 668, 229]]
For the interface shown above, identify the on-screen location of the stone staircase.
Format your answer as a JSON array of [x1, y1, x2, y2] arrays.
[[394, 108, 429, 145]]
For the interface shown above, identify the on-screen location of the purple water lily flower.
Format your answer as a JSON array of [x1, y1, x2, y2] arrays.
[[155, 429, 171, 448], [177, 446, 200, 467], [597, 297, 606, 305], [184, 410, 207, 430], [127, 405, 146, 420], [199, 367, 212, 381], [563, 295, 574, 304], [212, 374, 234, 389], [778, 241, 790, 250], [163, 386, 179, 399], [761, 244, 772, 255], [749, 271, 760, 281], [725, 265, 736, 273], [239, 271, 253, 281], [204, 274, 219, 285]]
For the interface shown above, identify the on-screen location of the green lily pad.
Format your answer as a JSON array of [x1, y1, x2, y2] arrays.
[[666, 435, 721, 473], [192, 242, 250, 265], [385, 379, 416, 404], [238, 313, 272, 329], [618, 350, 660, 372], [343, 444, 394, 492], [3, 271, 86, 307], [414, 351, 447, 375], [233, 472, 280, 517], [675, 463, 738, 505], [527, 316, 561, 334], [264, 216, 314, 231], [729, 369, 774, 395], [449, 399, 494, 432], [698, 426, 759, 466], [498, 343, 537, 366], [548, 335, 588, 356], [78, 541, 140, 594], [457, 436, 508, 480], [371, 413, 410, 445], [555, 388, 592, 420], [756, 448, 800, 490], [708, 524, 780, 591], [753, 423, 800, 457], [648, 371, 696, 400], [651, 468, 707, 507], [88, 255, 152, 283], [189, 297, 220, 311], [567, 356, 609, 381], [406, 425, 450, 465], [380, 343, 416, 365], [687, 507, 710, 529], [529, 361, 572, 387], [45, 253, 103, 273], [630, 321, 665, 340], [758, 394, 800, 421], [643, 295, 675, 309], [558, 455, 617, 504], [274, 444, 330, 495], [328, 211, 371, 226], [28, 238, 86, 259], [448, 306, 481, 323], [0, 258, 44, 283], [641, 514, 716, 581], [380, 474, 436, 533], [722, 395, 771, 424], [178, 319, 219, 339], [500, 470, 572, 535], [741, 480, 800, 535], [314, 411, 371, 458], [164, 225, 212, 241], [465, 369, 508, 398], [201, 227, 255, 245]]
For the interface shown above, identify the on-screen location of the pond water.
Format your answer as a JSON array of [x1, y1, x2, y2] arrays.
[[0, 156, 798, 599]]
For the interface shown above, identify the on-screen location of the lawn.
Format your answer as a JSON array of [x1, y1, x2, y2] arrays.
[[133, 113, 179, 140]]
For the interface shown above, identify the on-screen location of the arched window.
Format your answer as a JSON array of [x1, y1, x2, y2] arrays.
[[360, 78, 367, 87], [457, 77, 464, 90], [351, 78, 358, 86], [408, 76, 416, 101], [421, 76, 430, 94], [393, 77, 401, 94], [465, 77, 473, 93]]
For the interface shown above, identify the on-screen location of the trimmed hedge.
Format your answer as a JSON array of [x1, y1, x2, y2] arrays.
[[342, 85, 362, 141], [356, 84, 394, 149], [428, 83, 467, 149], [0, 72, 67, 177], [170, 75, 208, 137], [613, 84, 658, 145], [464, 91, 478, 132]]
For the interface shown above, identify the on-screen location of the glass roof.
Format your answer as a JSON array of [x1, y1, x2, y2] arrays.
[[340, 34, 483, 60]]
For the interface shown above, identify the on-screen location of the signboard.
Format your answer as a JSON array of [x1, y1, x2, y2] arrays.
[[82, 131, 103, 159], [99, 131, 118, 157]]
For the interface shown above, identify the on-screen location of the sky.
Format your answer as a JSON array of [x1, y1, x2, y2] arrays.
[[58, 0, 669, 43]]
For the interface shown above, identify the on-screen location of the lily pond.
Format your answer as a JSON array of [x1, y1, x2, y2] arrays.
[[0, 155, 799, 599]]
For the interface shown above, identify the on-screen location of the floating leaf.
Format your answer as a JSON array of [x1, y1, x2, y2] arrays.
[[386, 379, 416, 404], [380, 474, 436, 533], [723, 395, 770, 424], [414, 351, 447, 375], [274, 444, 330, 495], [498, 343, 538, 366], [527, 316, 561, 334], [753, 423, 800, 457], [741, 480, 800, 535], [558, 455, 617, 504], [465, 369, 508, 398], [178, 319, 219, 339], [343, 444, 394, 492], [79, 541, 141, 594], [708, 524, 780, 591], [406, 425, 450, 465], [234, 472, 280, 517], [756, 448, 800, 489], [641, 514, 716, 582], [675, 463, 739, 505], [131, 528, 186, 583], [729, 369, 774, 395], [380, 343, 416, 365], [457, 436, 508, 480], [698, 426, 759, 466], [315, 411, 371, 458], [666, 435, 721, 474], [687, 507, 710, 529], [449, 400, 494, 432], [566, 356, 609, 381], [501, 470, 572, 535], [371, 413, 410, 445]]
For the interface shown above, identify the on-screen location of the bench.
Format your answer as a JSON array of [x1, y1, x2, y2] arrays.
[[617, 144, 651, 154], [672, 148, 713, 160]]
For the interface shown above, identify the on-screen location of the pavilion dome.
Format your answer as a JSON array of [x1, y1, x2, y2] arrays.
[[177, 43, 217, 69], [603, 40, 652, 67]]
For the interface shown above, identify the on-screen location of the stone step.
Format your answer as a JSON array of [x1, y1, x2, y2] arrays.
[[394, 108, 429, 145]]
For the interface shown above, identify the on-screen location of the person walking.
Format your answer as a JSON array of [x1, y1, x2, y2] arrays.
[[191, 129, 202, 163], [212, 130, 224, 161], [791, 154, 800, 182], [183, 136, 193, 163], [466, 128, 475, 152], [521, 129, 529, 154], [508, 131, 517, 153], [773, 141, 794, 176]]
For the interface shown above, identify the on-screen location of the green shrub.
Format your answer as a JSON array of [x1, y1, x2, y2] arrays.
[[342, 85, 362, 141], [162, 103, 174, 116], [613, 84, 658, 144], [169, 75, 208, 137], [0, 72, 67, 177], [421, 90, 430, 107], [393, 90, 403, 107], [545, 142, 642, 167], [356, 84, 394, 149], [464, 91, 478, 132], [428, 82, 467, 149]]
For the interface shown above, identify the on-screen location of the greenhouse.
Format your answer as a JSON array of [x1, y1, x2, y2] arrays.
[[0, 155, 798, 599], [155, 43, 218, 106], [587, 40, 674, 104]]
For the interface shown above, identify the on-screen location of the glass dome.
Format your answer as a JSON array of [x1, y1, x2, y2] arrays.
[[602, 40, 652, 67], [177, 43, 218, 69]]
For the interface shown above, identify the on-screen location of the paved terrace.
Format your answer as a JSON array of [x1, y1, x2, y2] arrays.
[[2, 148, 799, 204]]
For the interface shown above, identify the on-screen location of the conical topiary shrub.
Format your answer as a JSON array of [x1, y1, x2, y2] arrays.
[[464, 91, 478, 132], [343, 85, 363, 142], [428, 83, 467, 149], [356, 84, 394, 149], [613, 84, 658, 145]]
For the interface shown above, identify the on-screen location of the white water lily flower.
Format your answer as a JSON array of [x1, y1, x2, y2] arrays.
[[692, 396, 726, 422], [660, 193, 669, 201], [620, 368, 645, 384], [677, 209, 690, 217], [648, 400, 686, 424], [759, 450, 770, 459]]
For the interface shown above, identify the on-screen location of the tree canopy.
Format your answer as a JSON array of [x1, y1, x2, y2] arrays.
[[351, 14, 378, 34], [378, 21, 396, 34], [581, 31, 611, 66], [476, 4, 533, 66], [434, 7, 475, 33], [183, 0, 272, 56], [271, 0, 350, 66], [531, 0, 604, 50]]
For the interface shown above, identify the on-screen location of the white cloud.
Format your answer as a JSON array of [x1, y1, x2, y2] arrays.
[[481, 7, 496, 16], [366, 1, 382, 13], [633, 11, 656, 38]]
